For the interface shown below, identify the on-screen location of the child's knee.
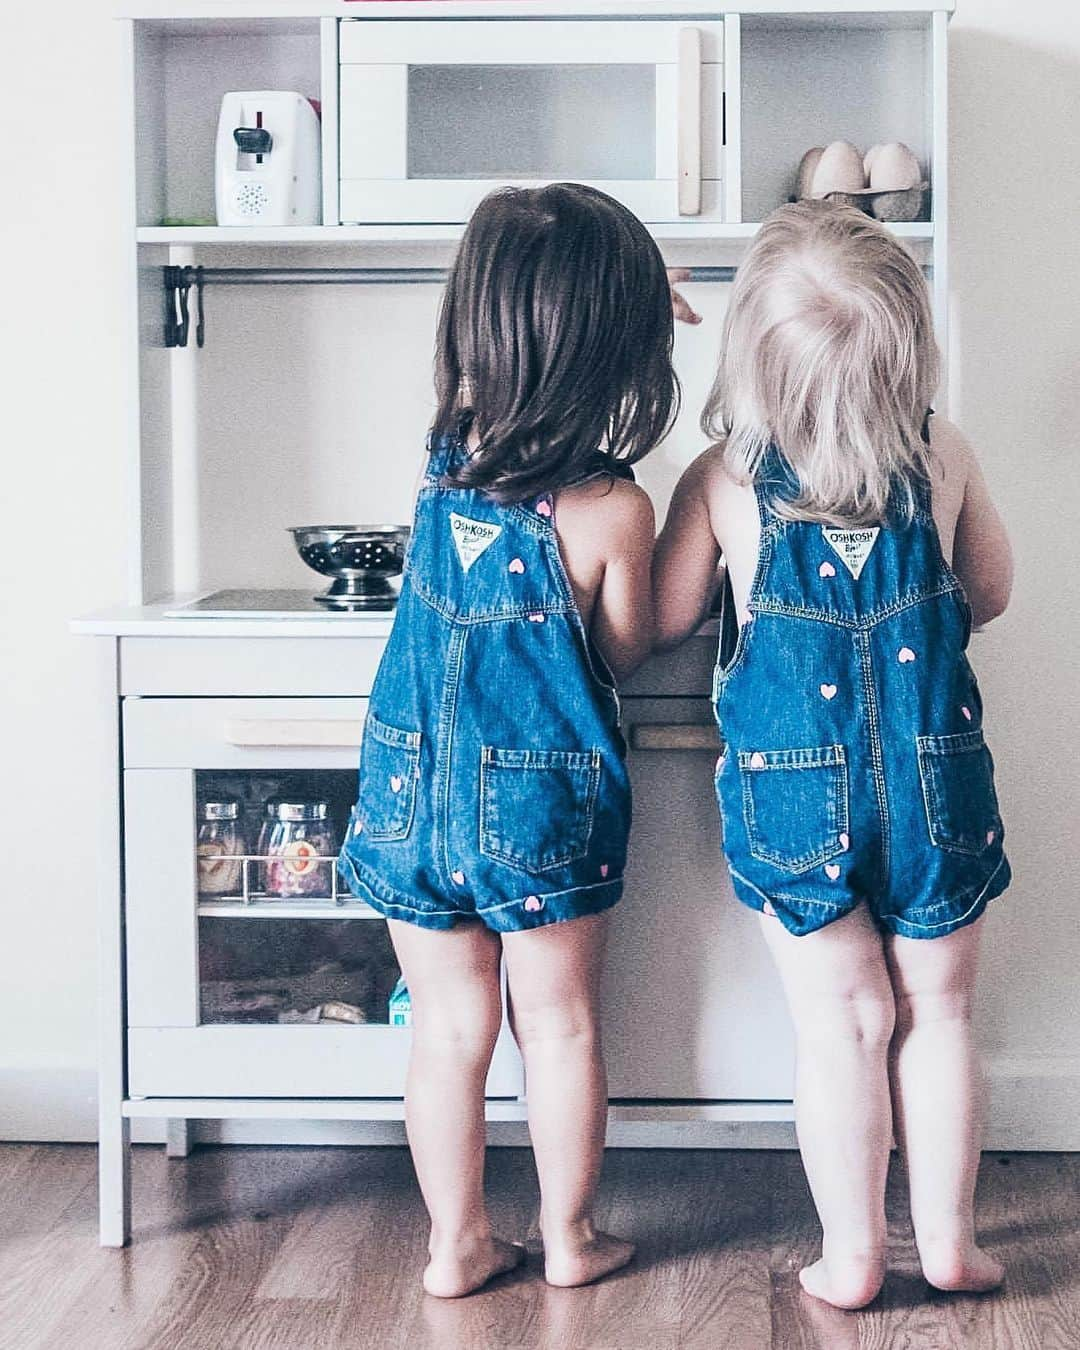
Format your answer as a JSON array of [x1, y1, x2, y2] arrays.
[[893, 984, 974, 1033], [843, 994, 895, 1052], [412, 997, 502, 1062], [801, 987, 896, 1053], [511, 998, 600, 1053]]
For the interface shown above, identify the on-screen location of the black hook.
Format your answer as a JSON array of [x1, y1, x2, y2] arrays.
[[163, 265, 187, 348], [194, 266, 205, 348], [163, 265, 206, 349]]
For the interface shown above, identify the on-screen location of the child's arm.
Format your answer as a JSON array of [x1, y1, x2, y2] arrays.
[[951, 440, 1013, 627], [590, 482, 657, 682], [652, 451, 724, 651]]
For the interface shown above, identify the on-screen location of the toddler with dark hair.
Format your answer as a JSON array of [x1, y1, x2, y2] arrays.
[[340, 183, 681, 1297]]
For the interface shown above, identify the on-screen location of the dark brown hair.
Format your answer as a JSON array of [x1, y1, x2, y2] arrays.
[[433, 184, 679, 502]]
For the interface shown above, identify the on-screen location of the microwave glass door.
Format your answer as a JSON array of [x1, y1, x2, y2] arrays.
[[406, 65, 657, 182]]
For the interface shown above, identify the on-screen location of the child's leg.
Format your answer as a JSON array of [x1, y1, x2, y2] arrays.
[[387, 918, 524, 1298], [885, 920, 1004, 1293], [501, 912, 633, 1288], [760, 905, 896, 1309]]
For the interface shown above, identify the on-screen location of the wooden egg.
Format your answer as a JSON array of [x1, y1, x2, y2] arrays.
[[866, 141, 921, 192], [810, 141, 867, 197], [796, 146, 825, 200]]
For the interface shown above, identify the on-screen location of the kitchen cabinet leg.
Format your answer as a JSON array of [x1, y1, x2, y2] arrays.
[[96, 637, 130, 1247], [99, 1114, 131, 1247], [165, 1118, 193, 1159]]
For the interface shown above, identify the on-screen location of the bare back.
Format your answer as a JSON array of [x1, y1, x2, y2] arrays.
[[455, 431, 656, 682], [655, 414, 1012, 646], [553, 475, 656, 681]]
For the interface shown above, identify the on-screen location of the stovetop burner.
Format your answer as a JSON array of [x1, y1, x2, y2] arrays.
[[164, 589, 398, 618]]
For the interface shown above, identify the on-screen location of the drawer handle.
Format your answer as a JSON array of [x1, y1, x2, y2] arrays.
[[677, 27, 702, 216], [224, 719, 363, 749], [630, 724, 720, 752]]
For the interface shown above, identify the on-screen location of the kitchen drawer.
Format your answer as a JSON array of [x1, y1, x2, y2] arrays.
[[120, 637, 385, 697], [123, 697, 370, 769], [119, 635, 717, 708]]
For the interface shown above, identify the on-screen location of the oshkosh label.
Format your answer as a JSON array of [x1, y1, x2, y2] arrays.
[[449, 513, 502, 573], [822, 526, 880, 579]]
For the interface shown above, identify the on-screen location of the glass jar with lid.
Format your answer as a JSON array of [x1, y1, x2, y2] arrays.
[[255, 801, 277, 891], [263, 800, 338, 898], [196, 799, 247, 897]]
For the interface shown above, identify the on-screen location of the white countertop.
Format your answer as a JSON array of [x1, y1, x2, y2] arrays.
[[72, 601, 721, 641], [71, 602, 398, 639]]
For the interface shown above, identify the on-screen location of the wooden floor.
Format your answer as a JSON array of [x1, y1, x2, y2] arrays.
[[2, 1144, 1079, 1350]]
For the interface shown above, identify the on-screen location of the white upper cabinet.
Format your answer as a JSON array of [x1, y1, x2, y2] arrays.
[[338, 19, 726, 224], [121, 5, 949, 602]]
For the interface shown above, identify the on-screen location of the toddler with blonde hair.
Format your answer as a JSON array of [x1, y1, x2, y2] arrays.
[[655, 201, 1012, 1308]]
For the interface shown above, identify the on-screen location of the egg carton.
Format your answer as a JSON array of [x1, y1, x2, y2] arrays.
[[819, 184, 927, 222]]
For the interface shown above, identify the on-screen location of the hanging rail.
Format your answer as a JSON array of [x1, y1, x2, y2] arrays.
[[163, 264, 738, 348]]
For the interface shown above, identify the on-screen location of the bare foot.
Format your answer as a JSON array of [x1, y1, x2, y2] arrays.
[[544, 1231, 635, 1288], [918, 1241, 1004, 1294], [423, 1236, 527, 1299], [799, 1252, 885, 1310]]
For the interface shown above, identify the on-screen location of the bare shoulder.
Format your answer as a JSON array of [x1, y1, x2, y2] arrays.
[[928, 414, 976, 486], [678, 442, 728, 491], [691, 441, 757, 529], [556, 476, 655, 555], [926, 414, 979, 555], [668, 442, 738, 512]]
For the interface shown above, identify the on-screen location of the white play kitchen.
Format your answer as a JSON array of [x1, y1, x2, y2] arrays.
[[78, 0, 953, 1246]]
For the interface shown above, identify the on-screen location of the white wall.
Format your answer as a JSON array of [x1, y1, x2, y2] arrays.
[[0, 4, 130, 1137], [947, 1, 1080, 1132], [1, 0, 1078, 1143]]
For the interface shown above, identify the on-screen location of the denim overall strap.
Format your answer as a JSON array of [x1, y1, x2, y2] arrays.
[[424, 429, 465, 482]]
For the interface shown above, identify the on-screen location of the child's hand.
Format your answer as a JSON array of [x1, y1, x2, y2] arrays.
[[667, 269, 702, 325]]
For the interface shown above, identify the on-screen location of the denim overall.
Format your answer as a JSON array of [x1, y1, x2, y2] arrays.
[[338, 434, 630, 931], [715, 445, 1011, 939]]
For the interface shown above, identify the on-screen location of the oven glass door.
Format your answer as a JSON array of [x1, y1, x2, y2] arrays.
[[123, 698, 523, 1099]]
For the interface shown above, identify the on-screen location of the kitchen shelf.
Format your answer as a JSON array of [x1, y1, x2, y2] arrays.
[[197, 899, 381, 918], [136, 223, 759, 245], [121, 2, 953, 21], [136, 221, 935, 246]]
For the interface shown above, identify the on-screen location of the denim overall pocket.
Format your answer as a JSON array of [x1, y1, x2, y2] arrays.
[[480, 746, 600, 873], [916, 730, 1001, 856], [359, 714, 422, 841], [738, 744, 849, 873]]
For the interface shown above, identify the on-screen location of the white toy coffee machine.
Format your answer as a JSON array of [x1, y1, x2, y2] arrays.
[[215, 91, 321, 227]]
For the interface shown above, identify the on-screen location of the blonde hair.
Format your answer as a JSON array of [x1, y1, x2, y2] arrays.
[[701, 200, 940, 525]]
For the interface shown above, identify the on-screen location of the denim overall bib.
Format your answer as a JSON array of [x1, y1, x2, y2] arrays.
[[715, 445, 1011, 939], [338, 434, 630, 932]]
